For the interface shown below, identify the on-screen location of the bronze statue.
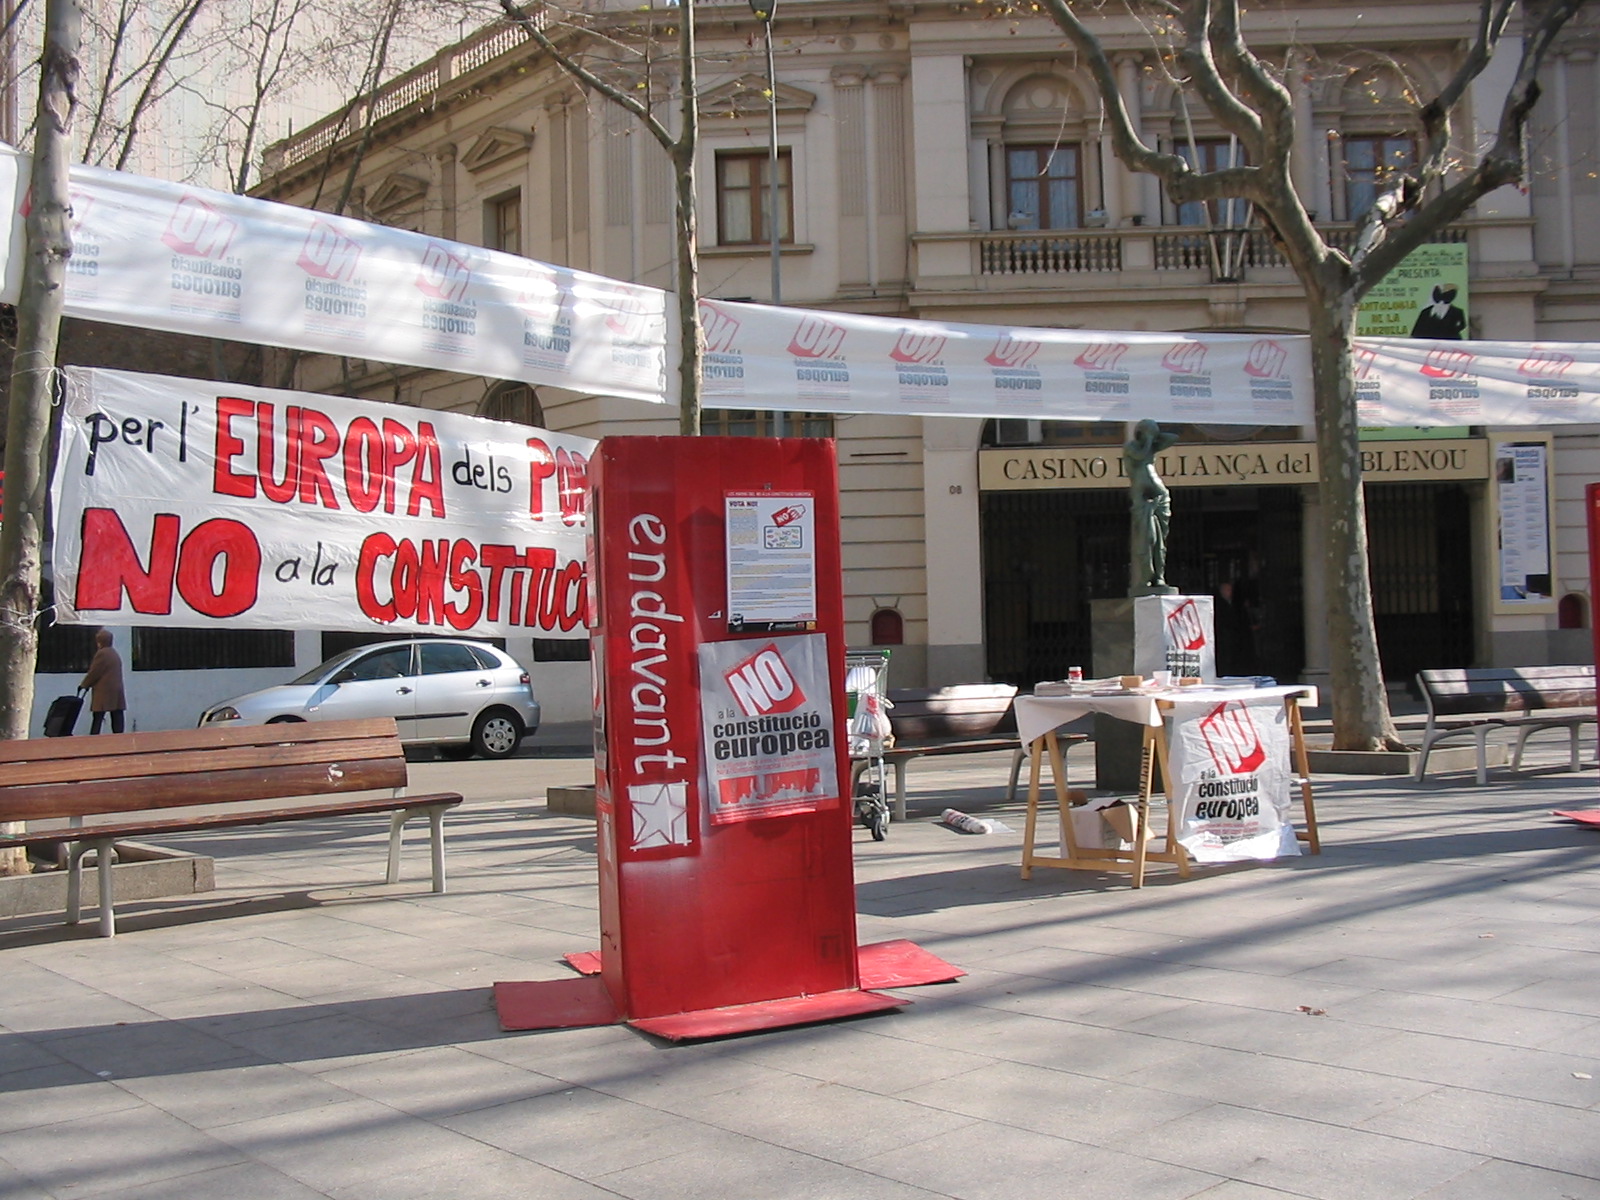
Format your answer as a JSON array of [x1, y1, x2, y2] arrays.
[[1125, 419, 1179, 596]]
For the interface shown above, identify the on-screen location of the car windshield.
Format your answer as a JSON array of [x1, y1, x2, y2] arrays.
[[286, 646, 401, 686]]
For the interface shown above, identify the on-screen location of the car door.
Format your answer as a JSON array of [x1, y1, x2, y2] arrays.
[[410, 642, 496, 742], [305, 644, 420, 735]]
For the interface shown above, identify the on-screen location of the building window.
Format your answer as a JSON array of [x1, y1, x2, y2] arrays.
[[1342, 135, 1414, 221], [486, 190, 522, 255], [36, 579, 96, 674], [532, 638, 590, 662], [1005, 145, 1080, 230], [481, 381, 543, 426], [869, 608, 904, 646], [132, 628, 296, 671], [716, 149, 792, 245], [702, 409, 834, 438], [1172, 139, 1250, 227]]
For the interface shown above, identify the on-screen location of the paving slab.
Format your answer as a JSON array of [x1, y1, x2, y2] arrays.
[[0, 738, 1597, 1200]]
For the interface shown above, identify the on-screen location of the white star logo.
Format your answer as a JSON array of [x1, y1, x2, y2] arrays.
[[629, 781, 690, 849]]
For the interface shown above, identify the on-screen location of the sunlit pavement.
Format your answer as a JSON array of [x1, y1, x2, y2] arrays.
[[1, 732, 1597, 1200]]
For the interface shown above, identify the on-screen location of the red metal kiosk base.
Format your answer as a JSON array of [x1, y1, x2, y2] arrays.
[[495, 939, 964, 1040], [493, 977, 907, 1040], [559, 938, 964, 991], [1555, 809, 1600, 828]]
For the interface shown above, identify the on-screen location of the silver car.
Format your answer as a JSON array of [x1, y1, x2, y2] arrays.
[[198, 639, 540, 759]]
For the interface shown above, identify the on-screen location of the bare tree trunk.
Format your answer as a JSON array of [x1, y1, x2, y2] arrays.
[[1306, 285, 1403, 752], [0, 0, 79, 875]]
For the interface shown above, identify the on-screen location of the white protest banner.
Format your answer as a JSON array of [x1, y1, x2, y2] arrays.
[[1353, 337, 1600, 427], [697, 634, 840, 824], [699, 298, 1313, 426], [0, 146, 669, 404], [50, 367, 595, 638], [1167, 695, 1299, 862]]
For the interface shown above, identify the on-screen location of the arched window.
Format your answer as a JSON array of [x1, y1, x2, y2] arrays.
[[1558, 592, 1588, 630], [480, 382, 544, 427], [870, 607, 904, 646]]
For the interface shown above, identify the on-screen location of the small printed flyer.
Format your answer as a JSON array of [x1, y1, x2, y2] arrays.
[[725, 491, 818, 633]]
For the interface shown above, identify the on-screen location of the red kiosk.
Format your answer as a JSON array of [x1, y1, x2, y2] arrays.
[[494, 437, 959, 1039]]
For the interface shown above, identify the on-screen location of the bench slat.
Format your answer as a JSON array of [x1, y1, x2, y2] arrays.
[[0, 792, 464, 849], [0, 758, 409, 823], [0, 718, 400, 766], [0, 735, 404, 792]]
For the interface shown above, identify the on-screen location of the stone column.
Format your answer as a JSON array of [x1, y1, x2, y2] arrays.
[[1115, 53, 1144, 223]]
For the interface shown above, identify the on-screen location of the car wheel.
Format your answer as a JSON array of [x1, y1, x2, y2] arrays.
[[266, 715, 305, 724], [438, 743, 475, 761], [471, 709, 523, 759]]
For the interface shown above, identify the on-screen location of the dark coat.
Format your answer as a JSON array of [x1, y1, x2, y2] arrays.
[[80, 646, 126, 713]]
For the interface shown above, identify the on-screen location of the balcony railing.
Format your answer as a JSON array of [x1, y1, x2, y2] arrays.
[[960, 223, 1470, 282]]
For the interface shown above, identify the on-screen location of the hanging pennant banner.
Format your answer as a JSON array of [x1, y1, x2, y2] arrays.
[[698, 298, 1314, 426], [1167, 694, 1299, 862], [0, 146, 670, 404], [50, 367, 595, 637]]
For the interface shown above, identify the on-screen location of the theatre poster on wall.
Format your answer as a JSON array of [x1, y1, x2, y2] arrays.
[[1492, 433, 1556, 613], [725, 491, 818, 633]]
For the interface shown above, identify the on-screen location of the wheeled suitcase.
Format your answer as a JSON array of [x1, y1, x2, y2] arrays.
[[43, 691, 84, 737]]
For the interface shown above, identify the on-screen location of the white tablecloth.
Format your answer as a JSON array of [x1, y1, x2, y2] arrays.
[[1013, 684, 1317, 748]]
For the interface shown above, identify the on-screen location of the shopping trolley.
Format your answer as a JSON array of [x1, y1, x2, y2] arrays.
[[844, 649, 893, 840]]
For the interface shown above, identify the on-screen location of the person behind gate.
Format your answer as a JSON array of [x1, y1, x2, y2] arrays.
[[79, 629, 127, 735]]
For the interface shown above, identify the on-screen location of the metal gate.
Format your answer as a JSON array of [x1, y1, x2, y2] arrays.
[[980, 487, 1305, 687], [980, 481, 1472, 689], [1366, 482, 1475, 683]]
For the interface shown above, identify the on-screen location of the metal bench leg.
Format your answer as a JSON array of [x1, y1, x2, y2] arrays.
[[428, 807, 447, 894], [91, 841, 118, 938], [1512, 726, 1531, 773], [1474, 727, 1489, 786], [1007, 747, 1026, 804], [1570, 724, 1583, 772], [1413, 733, 1434, 783], [387, 811, 406, 884], [892, 760, 909, 822], [66, 842, 87, 925]]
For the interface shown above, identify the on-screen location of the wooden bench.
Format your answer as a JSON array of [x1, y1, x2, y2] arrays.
[[0, 718, 464, 937], [1413, 665, 1597, 785], [855, 684, 1084, 819]]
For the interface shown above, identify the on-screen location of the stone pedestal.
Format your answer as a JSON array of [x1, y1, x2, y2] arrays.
[[1089, 598, 1144, 792]]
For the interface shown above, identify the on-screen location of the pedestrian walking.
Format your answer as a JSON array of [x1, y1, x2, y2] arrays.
[[79, 629, 127, 734]]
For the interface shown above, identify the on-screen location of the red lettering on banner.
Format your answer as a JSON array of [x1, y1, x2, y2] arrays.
[[1074, 341, 1129, 371], [416, 243, 471, 301], [298, 221, 362, 281], [445, 540, 484, 629], [1162, 342, 1207, 374], [527, 438, 556, 519], [213, 397, 255, 498], [986, 334, 1041, 369], [725, 645, 806, 716], [1199, 701, 1266, 774], [1166, 599, 1206, 650], [788, 317, 847, 359], [212, 397, 445, 518], [172, 519, 260, 617], [1245, 340, 1288, 378], [296, 408, 340, 508], [76, 509, 181, 614], [74, 508, 259, 618], [356, 533, 585, 634], [557, 448, 587, 525], [343, 417, 384, 512], [162, 195, 237, 258]]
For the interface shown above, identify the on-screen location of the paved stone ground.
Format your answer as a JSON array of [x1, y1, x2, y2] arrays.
[[2, 734, 1598, 1199]]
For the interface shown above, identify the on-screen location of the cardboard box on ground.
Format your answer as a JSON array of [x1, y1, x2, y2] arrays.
[[1063, 790, 1154, 850]]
